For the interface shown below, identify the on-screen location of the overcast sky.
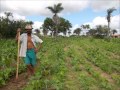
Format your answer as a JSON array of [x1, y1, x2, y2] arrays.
[[0, 0, 120, 34]]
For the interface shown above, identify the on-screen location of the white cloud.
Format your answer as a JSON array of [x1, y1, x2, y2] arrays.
[[0, 13, 6, 17], [12, 13, 26, 20], [90, 0, 120, 12], [111, 15, 120, 30], [32, 21, 43, 29], [32, 21, 43, 34], [83, 14, 120, 34], [70, 24, 79, 34], [92, 16, 107, 27], [1, 0, 119, 16], [0, 12, 26, 20], [1, 0, 120, 34], [0, 0, 89, 16]]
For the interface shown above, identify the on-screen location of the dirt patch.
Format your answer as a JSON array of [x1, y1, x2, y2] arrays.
[[64, 47, 68, 52], [65, 57, 72, 68], [109, 52, 120, 59], [0, 72, 28, 90]]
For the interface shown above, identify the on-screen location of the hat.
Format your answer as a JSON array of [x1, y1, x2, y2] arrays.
[[25, 25, 33, 30]]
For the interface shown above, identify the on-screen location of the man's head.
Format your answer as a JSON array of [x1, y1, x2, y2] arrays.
[[25, 25, 33, 34]]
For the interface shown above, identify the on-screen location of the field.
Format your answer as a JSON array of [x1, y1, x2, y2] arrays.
[[0, 37, 120, 90]]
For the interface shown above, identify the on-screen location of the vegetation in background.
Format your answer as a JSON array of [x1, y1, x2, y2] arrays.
[[0, 12, 33, 39]]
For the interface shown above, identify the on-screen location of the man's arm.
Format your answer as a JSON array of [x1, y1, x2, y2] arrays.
[[34, 35, 43, 53], [34, 43, 42, 53]]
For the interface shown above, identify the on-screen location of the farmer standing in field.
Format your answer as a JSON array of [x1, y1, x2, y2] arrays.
[[16, 24, 43, 77]]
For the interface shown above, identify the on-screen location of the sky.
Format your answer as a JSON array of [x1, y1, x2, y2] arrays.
[[0, 0, 120, 35]]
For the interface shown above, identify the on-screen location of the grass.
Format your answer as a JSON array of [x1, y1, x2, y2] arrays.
[[0, 37, 120, 90]]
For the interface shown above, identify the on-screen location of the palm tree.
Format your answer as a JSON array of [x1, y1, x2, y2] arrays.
[[47, 3, 64, 36], [106, 7, 116, 37]]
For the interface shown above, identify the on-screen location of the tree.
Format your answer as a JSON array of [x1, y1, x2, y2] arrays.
[[81, 24, 90, 35], [47, 3, 64, 36], [85, 24, 90, 29], [87, 25, 109, 38], [81, 24, 90, 30], [106, 7, 116, 37], [0, 12, 33, 38], [43, 28, 49, 36], [58, 17, 72, 36], [74, 28, 81, 36], [42, 17, 72, 37], [81, 25, 86, 29], [4, 12, 13, 21], [42, 18, 54, 37], [112, 29, 117, 35], [96, 25, 108, 36], [26, 21, 34, 25], [87, 29, 97, 36]]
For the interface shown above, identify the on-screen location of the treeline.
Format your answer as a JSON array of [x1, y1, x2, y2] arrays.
[[0, 13, 72, 38], [0, 12, 33, 39], [0, 6, 118, 39]]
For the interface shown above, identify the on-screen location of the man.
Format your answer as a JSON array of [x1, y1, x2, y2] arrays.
[[16, 25, 43, 77]]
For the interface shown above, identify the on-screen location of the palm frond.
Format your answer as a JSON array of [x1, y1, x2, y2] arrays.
[[107, 7, 116, 14], [47, 7, 55, 13], [47, 3, 64, 14]]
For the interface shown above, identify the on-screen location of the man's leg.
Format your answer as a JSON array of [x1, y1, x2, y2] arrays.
[[24, 54, 32, 77], [30, 49, 36, 75], [27, 64, 31, 76], [31, 65, 35, 75], [27, 64, 35, 75], [26, 49, 36, 76]]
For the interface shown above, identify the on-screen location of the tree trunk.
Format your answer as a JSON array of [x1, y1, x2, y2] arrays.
[[53, 14, 60, 37], [107, 22, 110, 37], [55, 27, 58, 36], [52, 31, 54, 38]]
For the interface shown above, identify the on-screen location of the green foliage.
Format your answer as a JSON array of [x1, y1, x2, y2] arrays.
[[42, 17, 72, 36], [0, 37, 120, 90], [0, 39, 26, 87], [0, 12, 33, 39], [87, 25, 109, 38], [73, 28, 82, 36]]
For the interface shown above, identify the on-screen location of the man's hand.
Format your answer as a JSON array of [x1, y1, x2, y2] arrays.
[[34, 43, 42, 53], [17, 28, 21, 33], [34, 48, 38, 53], [16, 28, 21, 41]]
